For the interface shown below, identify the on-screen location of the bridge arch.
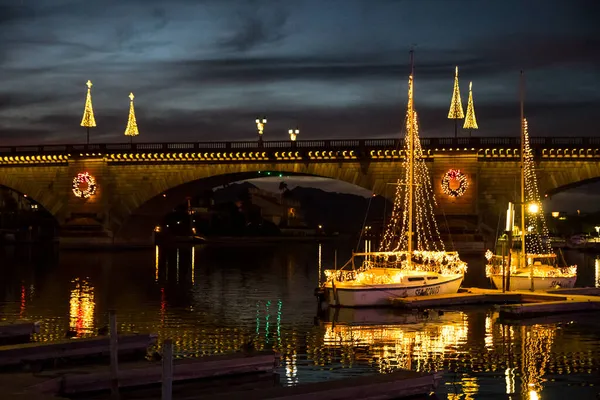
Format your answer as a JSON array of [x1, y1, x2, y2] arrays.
[[537, 160, 600, 198], [0, 175, 63, 220], [108, 162, 393, 242]]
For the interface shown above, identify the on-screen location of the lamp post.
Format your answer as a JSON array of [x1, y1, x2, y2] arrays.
[[505, 202, 515, 292], [525, 201, 539, 291], [595, 226, 600, 240], [288, 128, 299, 141], [256, 118, 267, 145], [505, 201, 539, 291]]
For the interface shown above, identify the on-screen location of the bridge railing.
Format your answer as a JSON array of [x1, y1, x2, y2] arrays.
[[0, 137, 597, 156]]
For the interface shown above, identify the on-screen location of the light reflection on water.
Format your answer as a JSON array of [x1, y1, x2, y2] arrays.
[[0, 242, 599, 398]]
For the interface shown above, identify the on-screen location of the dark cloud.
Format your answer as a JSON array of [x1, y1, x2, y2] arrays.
[[0, 0, 598, 146], [218, 3, 289, 52]]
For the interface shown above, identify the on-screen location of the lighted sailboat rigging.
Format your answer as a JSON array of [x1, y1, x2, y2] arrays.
[[485, 72, 576, 291], [319, 52, 467, 307]]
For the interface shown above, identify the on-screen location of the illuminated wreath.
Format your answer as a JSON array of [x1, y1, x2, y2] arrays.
[[441, 169, 468, 198], [72, 172, 97, 199]]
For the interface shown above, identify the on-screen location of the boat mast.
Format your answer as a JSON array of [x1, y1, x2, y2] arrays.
[[519, 71, 527, 272], [407, 49, 415, 265]]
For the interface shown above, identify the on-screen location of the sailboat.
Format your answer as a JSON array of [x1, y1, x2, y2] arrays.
[[318, 52, 467, 307], [485, 72, 577, 291]]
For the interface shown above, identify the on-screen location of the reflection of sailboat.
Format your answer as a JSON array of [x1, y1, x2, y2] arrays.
[[321, 311, 469, 373], [319, 51, 466, 307], [486, 73, 576, 291]]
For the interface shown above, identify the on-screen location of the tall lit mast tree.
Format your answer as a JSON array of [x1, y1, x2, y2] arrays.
[[124, 92, 139, 144], [463, 81, 478, 137], [447, 66, 464, 138], [80, 80, 96, 145]]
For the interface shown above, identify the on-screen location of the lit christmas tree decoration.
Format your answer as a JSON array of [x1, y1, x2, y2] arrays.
[[124, 92, 139, 143], [447, 66, 464, 139], [463, 81, 478, 133], [80, 80, 96, 144]]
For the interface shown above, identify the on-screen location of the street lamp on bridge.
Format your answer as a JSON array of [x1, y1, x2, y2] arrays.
[[256, 118, 267, 144], [288, 128, 299, 141]]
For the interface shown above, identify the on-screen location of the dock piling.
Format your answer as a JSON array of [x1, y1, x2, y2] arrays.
[[162, 339, 173, 400], [109, 310, 119, 400]]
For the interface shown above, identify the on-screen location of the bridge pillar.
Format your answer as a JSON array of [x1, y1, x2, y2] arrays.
[[432, 153, 479, 216], [59, 158, 114, 247]]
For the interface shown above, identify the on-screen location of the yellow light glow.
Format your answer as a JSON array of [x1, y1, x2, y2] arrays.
[[447, 66, 464, 120], [463, 81, 478, 130], [288, 128, 299, 141], [124, 92, 139, 138], [69, 278, 95, 337], [255, 118, 267, 135], [80, 80, 96, 128], [527, 202, 539, 214]]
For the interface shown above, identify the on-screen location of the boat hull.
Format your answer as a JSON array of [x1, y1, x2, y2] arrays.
[[490, 274, 576, 291], [324, 274, 464, 307]]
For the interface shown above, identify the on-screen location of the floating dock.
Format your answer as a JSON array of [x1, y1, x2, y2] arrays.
[[389, 287, 600, 319], [0, 320, 40, 342], [0, 333, 157, 368], [13, 351, 279, 398], [203, 369, 442, 400]]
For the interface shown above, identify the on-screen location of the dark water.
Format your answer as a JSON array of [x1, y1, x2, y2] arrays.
[[1, 242, 599, 399]]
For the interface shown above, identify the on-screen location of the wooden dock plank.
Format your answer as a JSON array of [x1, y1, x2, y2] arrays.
[[202, 369, 442, 400], [0, 321, 40, 339], [0, 334, 157, 367], [390, 292, 522, 308], [60, 351, 279, 395], [497, 298, 600, 318]]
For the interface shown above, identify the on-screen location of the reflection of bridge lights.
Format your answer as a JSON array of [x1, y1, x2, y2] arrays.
[[155, 245, 159, 282], [69, 278, 95, 336]]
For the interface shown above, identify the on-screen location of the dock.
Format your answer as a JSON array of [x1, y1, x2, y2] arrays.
[[202, 369, 442, 400], [390, 287, 600, 319], [11, 351, 279, 398], [60, 351, 279, 395], [0, 333, 157, 368], [0, 320, 40, 342]]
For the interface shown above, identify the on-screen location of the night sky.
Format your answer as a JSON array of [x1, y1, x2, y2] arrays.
[[1, 0, 599, 145]]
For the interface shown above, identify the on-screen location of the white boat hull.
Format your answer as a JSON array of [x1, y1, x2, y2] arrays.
[[324, 274, 464, 307], [490, 274, 576, 291]]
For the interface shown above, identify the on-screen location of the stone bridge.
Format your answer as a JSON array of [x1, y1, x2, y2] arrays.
[[0, 137, 598, 245]]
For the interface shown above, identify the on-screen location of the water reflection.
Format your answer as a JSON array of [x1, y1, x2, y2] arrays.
[[594, 256, 600, 287], [68, 277, 95, 337], [0, 243, 598, 398], [321, 311, 468, 372]]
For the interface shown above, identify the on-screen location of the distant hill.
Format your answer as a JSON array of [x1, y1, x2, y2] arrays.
[[212, 182, 390, 233], [288, 186, 389, 233], [212, 181, 257, 203]]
